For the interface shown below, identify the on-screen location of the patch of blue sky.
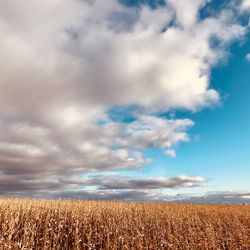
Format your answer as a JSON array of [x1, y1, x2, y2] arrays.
[[107, 105, 139, 123], [118, 0, 166, 8], [199, 0, 232, 20]]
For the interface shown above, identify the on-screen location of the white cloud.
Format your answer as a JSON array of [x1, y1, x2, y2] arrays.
[[100, 116, 193, 149], [241, 0, 250, 12], [167, 0, 208, 28], [0, 0, 246, 116], [164, 149, 177, 158], [246, 53, 250, 61], [0, 0, 248, 197]]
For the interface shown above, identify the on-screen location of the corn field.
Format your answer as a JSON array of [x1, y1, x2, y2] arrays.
[[0, 199, 249, 249]]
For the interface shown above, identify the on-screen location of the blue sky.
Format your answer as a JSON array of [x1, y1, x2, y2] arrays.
[[0, 0, 249, 203]]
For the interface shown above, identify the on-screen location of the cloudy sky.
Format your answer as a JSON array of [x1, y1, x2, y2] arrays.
[[0, 0, 249, 203]]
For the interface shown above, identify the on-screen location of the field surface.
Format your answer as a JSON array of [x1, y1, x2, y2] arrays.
[[0, 199, 249, 249]]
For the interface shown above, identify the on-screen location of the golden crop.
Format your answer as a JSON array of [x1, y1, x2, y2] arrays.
[[0, 199, 249, 249]]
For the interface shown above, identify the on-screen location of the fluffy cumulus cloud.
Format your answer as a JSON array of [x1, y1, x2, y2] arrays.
[[0, 0, 248, 199], [99, 116, 194, 149]]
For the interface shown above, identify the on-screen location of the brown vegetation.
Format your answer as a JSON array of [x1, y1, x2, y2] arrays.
[[0, 199, 249, 249]]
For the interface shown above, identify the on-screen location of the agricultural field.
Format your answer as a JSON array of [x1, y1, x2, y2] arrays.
[[0, 199, 249, 249]]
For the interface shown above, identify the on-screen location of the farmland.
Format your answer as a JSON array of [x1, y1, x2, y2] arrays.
[[0, 199, 249, 249]]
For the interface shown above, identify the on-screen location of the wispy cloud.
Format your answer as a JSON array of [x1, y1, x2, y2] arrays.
[[164, 149, 177, 158], [84, 175, 206, 189], [54, 190, 250, 204], [170, 191, 250, 204]]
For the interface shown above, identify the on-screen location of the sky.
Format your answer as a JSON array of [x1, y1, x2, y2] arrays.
[[0, 0, 249, 203]]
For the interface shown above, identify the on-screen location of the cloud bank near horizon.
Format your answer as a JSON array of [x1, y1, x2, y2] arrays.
[[0, 0, 249, 201]]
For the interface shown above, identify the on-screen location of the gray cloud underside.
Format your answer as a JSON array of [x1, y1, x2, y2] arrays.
[[0, 175, 205, 196], [0, 0, 248, 197], [82, 175, 206, 189]]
